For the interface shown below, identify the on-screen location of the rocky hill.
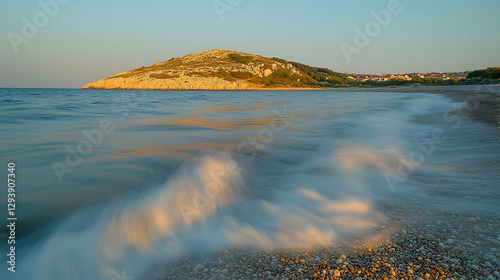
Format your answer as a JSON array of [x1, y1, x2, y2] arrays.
[[82, 49, 350, 90]]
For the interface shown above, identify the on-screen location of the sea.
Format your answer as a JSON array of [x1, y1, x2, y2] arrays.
[[0, 88, 499, 279]]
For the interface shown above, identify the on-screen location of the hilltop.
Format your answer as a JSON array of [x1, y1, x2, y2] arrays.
[[82, 49, 352, 90]]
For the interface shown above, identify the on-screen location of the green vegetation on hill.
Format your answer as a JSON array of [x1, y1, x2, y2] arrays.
[[230, 71, 253, 79], [271, 57, 288, 64], [229, 53, 253, 64], [191, 67, 255, 81], [288, 61, 353, 87], [262, 57, 356, 88]]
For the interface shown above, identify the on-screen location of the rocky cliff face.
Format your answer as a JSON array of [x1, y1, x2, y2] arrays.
[[82, 49, 306, 90]]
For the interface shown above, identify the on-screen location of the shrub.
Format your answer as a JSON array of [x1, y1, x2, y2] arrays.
[[271, 57, 288, 64], [231, 71, 244, 78], [229, 53, 253, 64], [225, 77, 236, 82], [467, 67, 500, 80], [273, 69, 289, 78], [442, 79, 457, 86], [464, 77, 481, 85], [230, 71, 252, 79]]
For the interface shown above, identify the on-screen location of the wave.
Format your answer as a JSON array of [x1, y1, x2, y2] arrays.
[[2, 143, 420, 280]]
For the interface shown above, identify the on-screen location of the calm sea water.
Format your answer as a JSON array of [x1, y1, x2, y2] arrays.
[[0, 88, 499, 279]]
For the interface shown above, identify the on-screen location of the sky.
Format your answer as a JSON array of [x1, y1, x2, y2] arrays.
[[0, 0, 499, 88]]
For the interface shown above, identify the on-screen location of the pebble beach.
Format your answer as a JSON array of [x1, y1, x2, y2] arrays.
[[152, 207, 500, 280]]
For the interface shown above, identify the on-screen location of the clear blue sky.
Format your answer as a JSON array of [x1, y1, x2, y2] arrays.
[[1, 0, 499, 88]]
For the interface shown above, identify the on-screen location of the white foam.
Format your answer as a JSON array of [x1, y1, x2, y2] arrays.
[[6, 146, 417, 279]]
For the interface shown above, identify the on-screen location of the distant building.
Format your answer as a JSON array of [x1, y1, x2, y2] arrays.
[[348, 71, 467, 82]]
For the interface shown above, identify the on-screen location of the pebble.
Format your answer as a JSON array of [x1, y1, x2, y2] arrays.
[[474, 225, 483, 234], [193, 264, 205, 272]]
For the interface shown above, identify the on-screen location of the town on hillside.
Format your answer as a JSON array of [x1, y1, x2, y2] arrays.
[[346, 71, 470, 82]]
